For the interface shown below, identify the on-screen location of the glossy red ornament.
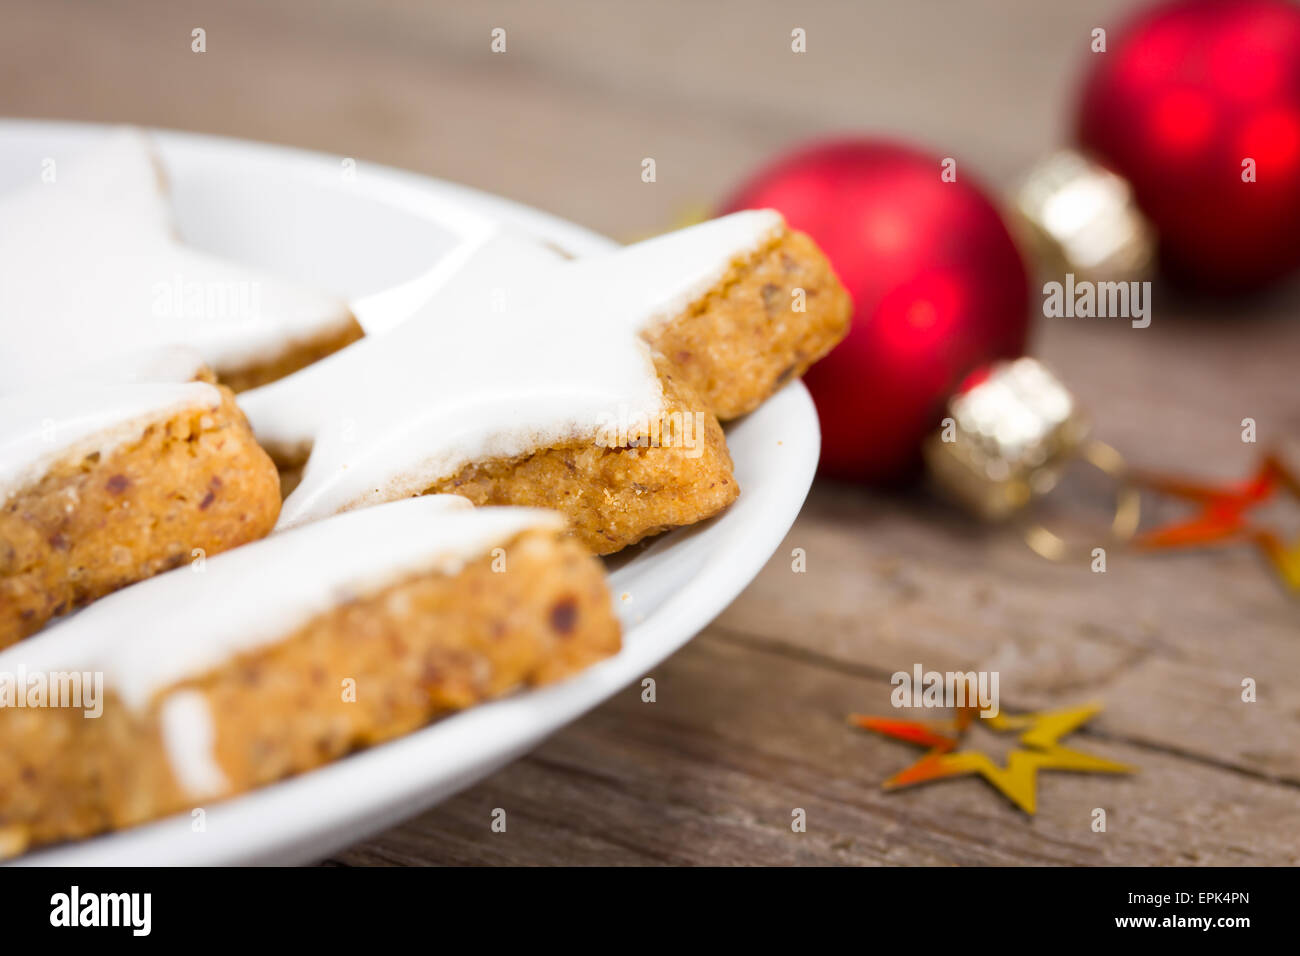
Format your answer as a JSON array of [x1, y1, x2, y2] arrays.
[[1078, 0, 1300, 290], [721, 140, 1030, 482]]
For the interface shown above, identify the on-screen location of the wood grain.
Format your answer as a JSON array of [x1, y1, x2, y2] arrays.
[[1, 0, 1296, 865], [330, 634, 1300, 866]]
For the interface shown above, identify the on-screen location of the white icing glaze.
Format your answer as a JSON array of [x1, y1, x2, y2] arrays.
[[0, 379, 222, 501], [241, 210, 784, 529], [0, 128, 354, 393], [159, 690, 231, 798], [0, 496, 559, 715], [68, 344, 210, 386]]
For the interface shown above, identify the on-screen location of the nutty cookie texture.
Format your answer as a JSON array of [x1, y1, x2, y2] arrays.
[[0, 383, 280, 647], [645, 227, 851, 422], [429, 356, 737, 554]]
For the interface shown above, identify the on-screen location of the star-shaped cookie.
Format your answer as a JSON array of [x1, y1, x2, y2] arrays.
[[0, 129, 360, 393], [241, 212, 786, 544]]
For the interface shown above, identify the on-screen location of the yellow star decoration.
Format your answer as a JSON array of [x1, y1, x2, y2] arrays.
[[1254, 530, 1300, 591], [850, 703, 1132, 814]]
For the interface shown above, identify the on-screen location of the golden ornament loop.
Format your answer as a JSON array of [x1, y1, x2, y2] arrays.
[[1018, 440, 1141, 562]]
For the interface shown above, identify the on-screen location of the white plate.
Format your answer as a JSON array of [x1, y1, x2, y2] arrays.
[[1, 120, 820, 866]]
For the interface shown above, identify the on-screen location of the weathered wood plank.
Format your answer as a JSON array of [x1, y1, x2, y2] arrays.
[[330, 635, 1300, 866]]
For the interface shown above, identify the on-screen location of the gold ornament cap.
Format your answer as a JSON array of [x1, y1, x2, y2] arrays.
[[924, 357, 1139, 560], [924, 358, 1089, 521], [1013, 149, 1156, 283]]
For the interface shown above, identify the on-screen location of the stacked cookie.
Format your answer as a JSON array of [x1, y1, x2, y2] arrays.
[[0, 130, 849, 856]]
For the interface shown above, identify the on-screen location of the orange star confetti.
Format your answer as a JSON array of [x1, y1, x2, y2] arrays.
[[850, 703, 1131, 814], [1132, 452, 1300, 591]]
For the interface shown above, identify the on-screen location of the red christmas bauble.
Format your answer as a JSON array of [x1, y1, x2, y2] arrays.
[[1078, 0, 1300, 290], [722, 140, 1030, 483]]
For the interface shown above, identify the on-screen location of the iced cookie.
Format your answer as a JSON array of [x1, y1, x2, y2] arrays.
[[0, 129, 362, 394], [0, 496, 620, 857], [243, 212, 846, 553], [0, 350, 281, 646]]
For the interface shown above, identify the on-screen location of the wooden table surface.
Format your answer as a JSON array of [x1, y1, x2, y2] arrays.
[[3, 0, 1296, 865]]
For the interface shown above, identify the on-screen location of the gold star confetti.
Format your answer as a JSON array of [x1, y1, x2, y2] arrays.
[[850, 703, 1132, 814]]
